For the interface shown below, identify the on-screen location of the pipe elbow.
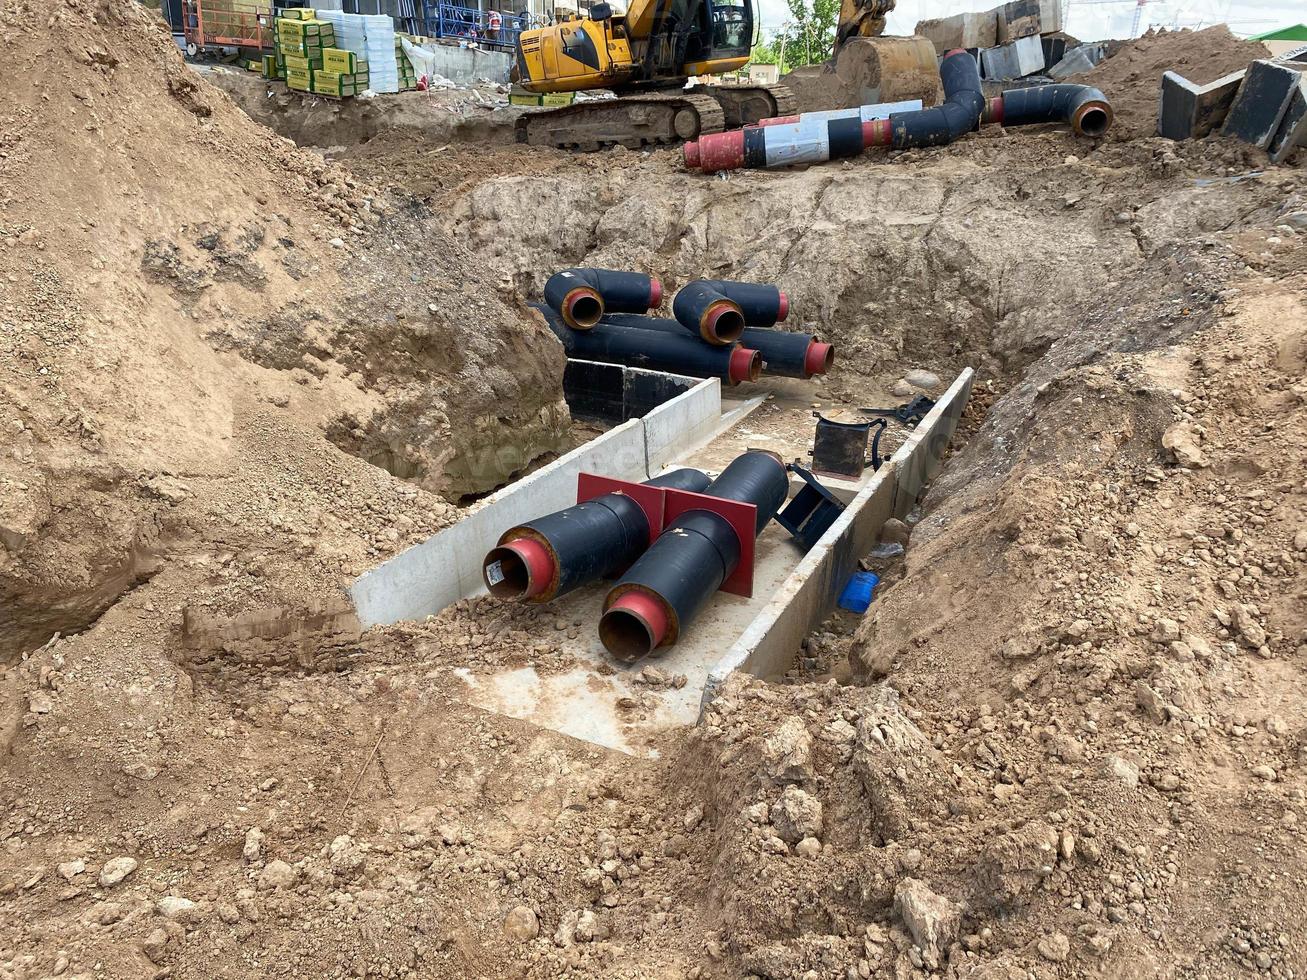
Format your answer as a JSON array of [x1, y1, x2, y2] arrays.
[[992, 84, 1114, 138], [544, 268, 663, 330]]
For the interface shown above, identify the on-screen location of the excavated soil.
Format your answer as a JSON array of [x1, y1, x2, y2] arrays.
[[2, 10, 1306, 980]]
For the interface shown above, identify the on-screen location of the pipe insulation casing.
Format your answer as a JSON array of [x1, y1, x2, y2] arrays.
[[684, 99, 925, 170], [685, 49, 983, 173], [671, 279, 790, 344], [874, 48, 985, 150], [984, 84, 1114, 138], [599, 450, 790, 659], [602, 313, 833, 379], [543, 268, 663, 330], [482, 467, 712, 603], [532, 304, 760, 384]]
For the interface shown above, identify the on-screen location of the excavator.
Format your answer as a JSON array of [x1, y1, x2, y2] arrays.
[[512, 0, 896, 149]]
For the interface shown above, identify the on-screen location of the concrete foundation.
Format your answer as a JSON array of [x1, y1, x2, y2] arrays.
[[1157, 69, 1244, 141]]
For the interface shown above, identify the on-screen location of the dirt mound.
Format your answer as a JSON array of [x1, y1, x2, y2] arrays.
[[0, 0, 567, 654], [1074, 26, 1270, 139]]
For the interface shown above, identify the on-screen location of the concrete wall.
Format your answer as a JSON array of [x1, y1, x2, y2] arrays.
[[703, 369, 974, 703], [349, 377, 722, 627], [425, 41, 513, 84]]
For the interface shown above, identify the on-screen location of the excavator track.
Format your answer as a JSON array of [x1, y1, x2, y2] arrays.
[[698, 83, 797, 128], [515, 91, 726, 151]]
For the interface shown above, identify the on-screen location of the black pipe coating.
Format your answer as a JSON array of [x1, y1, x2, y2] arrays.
[[887, 48, 984, 150], [533, 303, 761, 385], [603, 313, 834, 380], [483, 467, 711, 602], [543, 268, 662, 330], [698, 280, 789, 327], [599, 450, 789, 659], [989, 84, 1114, 138], [671, 280, 747, 346]]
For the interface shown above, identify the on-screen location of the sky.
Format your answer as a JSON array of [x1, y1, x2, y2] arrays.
[[753, 0, 1305, 41]]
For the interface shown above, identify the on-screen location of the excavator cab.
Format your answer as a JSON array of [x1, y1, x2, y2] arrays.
[[681, 0, 753, 74]]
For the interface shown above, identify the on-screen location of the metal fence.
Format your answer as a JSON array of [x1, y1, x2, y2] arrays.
[[421, 1, 532, 51]]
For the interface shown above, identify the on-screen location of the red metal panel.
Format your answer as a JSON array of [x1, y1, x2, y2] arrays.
[[662, 488, 757, 598]]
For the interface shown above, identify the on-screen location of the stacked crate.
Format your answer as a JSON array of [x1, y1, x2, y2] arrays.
[[315, 47, 371, 97], [278, 15, 336, 91], [396, 34, 417, 90]]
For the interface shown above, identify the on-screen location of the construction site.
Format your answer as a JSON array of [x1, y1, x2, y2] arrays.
[[2, 0, 1307, 974]]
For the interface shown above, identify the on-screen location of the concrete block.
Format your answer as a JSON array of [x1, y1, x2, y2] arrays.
[[1280, 44, 1307, 64], [996, 0, 1059, 42], [981, 34, 1045, 80], [1268, 73, 1307, 163], [1157, 69, 1244, 140], [1048, 41, 1106, 79], [915, 10, 997, 55], [1222, 59, 1300, 149], [1042, 36, 1067, 71]]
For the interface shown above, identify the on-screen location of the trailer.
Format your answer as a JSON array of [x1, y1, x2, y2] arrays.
[[166, 0, 275, 58]]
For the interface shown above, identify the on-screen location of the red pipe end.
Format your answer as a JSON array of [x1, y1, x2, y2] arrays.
[[484, 537, 555, 601], [699, 130, 745, 174], [804, 340, 834, 377], [777, 290, 789, 321], [729, 346, 762, 385], [702, 300, 745, 345], [563, 287, 603, 329], [648, 276, 663, 308], [683, 140, 701, 169], [600, 590, 669, 659]]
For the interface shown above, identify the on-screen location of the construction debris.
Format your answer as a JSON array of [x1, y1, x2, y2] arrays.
[[1222, 59, 1304, 149]]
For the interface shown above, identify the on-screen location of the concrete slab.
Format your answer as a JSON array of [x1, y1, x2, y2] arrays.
[[349, 377, 722, 627], [915, 10, 997, 54], [1223, 59, 1300, 149], [981, 34, 1044, 81], [1048, 42, 1106, 79], [1157, 69, 1245, 141], [703, 369, 974, 701], [1268, 73, 1307, 163]]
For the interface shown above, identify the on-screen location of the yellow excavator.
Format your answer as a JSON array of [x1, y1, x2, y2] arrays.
[[513, 0, 896, 149]]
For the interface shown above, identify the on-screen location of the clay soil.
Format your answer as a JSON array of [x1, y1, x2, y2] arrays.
[[2, 9, 1306, 980]]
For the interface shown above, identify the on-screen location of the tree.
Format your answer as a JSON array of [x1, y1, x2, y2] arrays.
[[749, 37, 781, 65], [772, 0, 838, 70]]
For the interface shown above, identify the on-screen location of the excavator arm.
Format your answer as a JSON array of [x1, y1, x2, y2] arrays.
[[836, 0, 896, 44]]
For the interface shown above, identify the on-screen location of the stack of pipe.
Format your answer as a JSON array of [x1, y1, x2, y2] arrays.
[[600, 450, 790, 660], [538, 270, 835, 382], [682, 49, 1113, 174], [480, 450, 792, 662]]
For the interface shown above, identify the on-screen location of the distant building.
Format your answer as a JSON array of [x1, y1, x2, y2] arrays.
[[746, 62, 779, 84]]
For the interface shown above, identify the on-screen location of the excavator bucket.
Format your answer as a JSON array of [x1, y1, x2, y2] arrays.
[[783, 36, 942, 114]]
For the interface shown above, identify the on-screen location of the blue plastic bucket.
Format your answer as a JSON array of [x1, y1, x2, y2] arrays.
[[838, 571, 880, 613]]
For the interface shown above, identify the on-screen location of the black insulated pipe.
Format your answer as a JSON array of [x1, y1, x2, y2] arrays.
[[533, 304, 761, 385], [886, 48, 984, 150], [671, 280, 747, 346], [603, 313, 834, 379], [698, 280, 789, 327], [543, 268, 663, 330], [985, 84, 1114, 138], [482, 467, 711, 603], [599, 450, 789, 660]]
